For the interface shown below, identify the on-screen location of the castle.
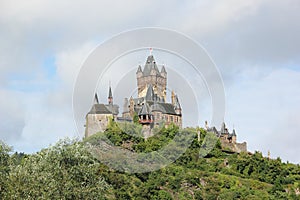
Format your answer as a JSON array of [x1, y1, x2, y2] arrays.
[[85, 54, 182, 138], [84, 53, 247, 152], [205, 121, 247, 153]]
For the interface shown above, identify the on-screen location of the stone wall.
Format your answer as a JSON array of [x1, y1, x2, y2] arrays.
[[220, 139, 247, 153], [137, 75, 166, 100], [85, 113, 113, 137]]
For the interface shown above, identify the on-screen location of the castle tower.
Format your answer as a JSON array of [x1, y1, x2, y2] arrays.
[[85, 93, 114, 138], [137, 54, 167, 101], [123, 98, 129, 113], [129, 96, 135, 116], [171, 90, 176, 105]]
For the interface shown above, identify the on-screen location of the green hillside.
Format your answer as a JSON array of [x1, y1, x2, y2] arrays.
[[1, 122, 299, 199]]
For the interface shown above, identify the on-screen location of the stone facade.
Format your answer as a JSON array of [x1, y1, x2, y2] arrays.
[[85, 113, 113, 138]]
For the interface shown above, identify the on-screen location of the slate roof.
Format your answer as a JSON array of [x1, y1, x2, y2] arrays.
[[142, 55, 161, 76], [145, 84, 154, 101], [139, 103, 150, 115], [146, 101, 177, 115], [88, 104, 112, 114]]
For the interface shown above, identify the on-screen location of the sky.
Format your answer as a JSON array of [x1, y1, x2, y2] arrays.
[[0, 0, 300, 163]]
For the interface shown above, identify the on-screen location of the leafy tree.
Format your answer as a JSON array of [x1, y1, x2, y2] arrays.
[[4, 139, 111, 199], [133, 112, 139, 124], [0, 141, 11, 197]]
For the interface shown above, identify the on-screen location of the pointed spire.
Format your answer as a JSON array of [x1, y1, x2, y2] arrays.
[[136, 65, 142, 73], [108, 86, 112, 98], [174, 95, 181, 109], [161, 65, 167, 74], [232, 128, 236, 136], [221, 122, 226, 134], [145, 84, 154, 101], [108, 85, 113, 105], [94, 93, 99, 104], [174, 94, 182, 115]]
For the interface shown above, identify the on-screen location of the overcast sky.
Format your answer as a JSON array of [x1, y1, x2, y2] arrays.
[[0, 0, 299, 163]]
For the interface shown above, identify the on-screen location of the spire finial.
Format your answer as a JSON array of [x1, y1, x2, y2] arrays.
[[149, 47, 153, 55]]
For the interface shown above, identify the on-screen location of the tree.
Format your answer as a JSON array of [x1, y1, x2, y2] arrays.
[[0, 141, 11, 197], [133, 112, 139, 124], [4, 139, 111, 199]]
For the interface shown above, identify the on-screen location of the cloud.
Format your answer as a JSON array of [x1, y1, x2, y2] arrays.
[[0, 0, 299, 163], [0, 89, 25, 142], [192, 0, 300, 72], [226, 68, 300, 163]]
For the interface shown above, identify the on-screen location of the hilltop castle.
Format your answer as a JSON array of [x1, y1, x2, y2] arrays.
[[85, 54, 182, 138], [84, 53, 247, 152]]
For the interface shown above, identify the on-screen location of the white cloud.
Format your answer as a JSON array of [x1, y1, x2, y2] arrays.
[[0, 89, 25, 142], [181, 0, 264, 37], [226, 68, 300, 163], [0, 0, 299, 163]]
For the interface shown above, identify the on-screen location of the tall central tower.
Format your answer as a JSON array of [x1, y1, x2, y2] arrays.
[[136, 55, 167, 101]]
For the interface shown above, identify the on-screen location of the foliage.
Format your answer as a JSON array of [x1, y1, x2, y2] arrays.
[[1, 139, 111, 199], [133, 112, 139, 124], [1, 126, 300, 199]]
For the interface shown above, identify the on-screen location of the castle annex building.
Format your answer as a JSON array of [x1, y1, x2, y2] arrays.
[[205, 121, 247, 153], [85, 54, 182, 138]]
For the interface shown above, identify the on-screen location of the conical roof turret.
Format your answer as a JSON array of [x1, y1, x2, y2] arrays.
[[145, 84, 154, 101], [136, 65, 142, 73], [139, 102, 150, 115], [161, 65, 167, 74], [94, 93, 99, 104]]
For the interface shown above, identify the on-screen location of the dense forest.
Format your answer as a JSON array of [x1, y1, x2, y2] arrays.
[[1, 121, 300, 199]]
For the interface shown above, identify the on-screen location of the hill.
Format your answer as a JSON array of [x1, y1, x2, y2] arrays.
[[0, 121, 299, 199]]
